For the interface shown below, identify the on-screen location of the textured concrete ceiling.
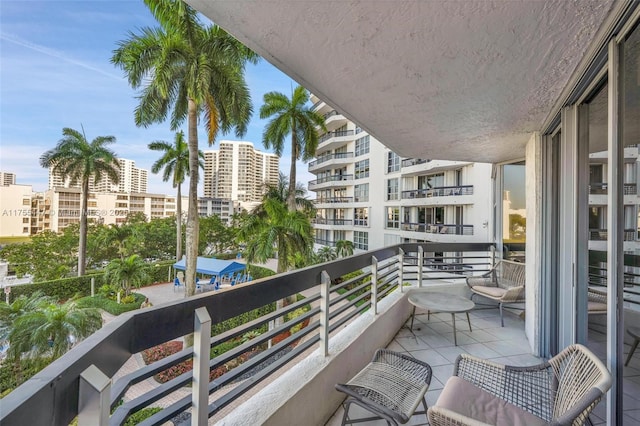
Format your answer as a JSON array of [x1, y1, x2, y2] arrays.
[[187, 0, 614, 163]]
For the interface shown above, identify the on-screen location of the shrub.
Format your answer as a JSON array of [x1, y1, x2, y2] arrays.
[[0, 357, 53, 396], [124, 407, 163, 426], [76, 293, 145, 315], [142, 341, 192, 383], [10, 274, 102, 301], [121, 294, 136, 304], [245, 264, 275, 280]]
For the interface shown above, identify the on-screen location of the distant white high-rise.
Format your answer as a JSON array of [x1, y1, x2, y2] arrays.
[[202, 141, 279, 206], [309, 94, 494, 252], [48, 158, 148, 193], [0, 171, 16, 186]]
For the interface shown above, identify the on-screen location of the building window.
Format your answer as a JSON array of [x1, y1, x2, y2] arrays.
[[354, 207, 369, 226], [355, 159, 370, 179], [387, 178, 399, 201], [354, 231, 368, 250], [387, 152, 400, 173], [386, 207, 400, 229], [355, 135, 370, 156], [354, 184, 369, 202]]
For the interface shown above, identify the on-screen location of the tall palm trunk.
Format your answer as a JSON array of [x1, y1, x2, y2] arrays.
[[176, 183, 182, 260], [78, 178, 89, 276], [287, 129, 298, 211], [185, 98, 199, 298]]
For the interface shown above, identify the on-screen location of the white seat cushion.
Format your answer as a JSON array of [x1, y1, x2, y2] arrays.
[[471, 286, 507, 299], [435, 376, 547, 426]]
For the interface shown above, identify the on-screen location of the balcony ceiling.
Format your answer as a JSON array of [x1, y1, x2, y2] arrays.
[[187, 0, 614, 163]]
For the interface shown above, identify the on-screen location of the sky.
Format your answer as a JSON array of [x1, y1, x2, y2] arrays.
[[0, 0, 314, 196]]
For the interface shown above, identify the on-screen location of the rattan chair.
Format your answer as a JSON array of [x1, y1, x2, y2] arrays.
[[587, 287, 607, 315], [466, 259, 525, 326], [335, 349, 432, 425], [428, 343, 611, 426]]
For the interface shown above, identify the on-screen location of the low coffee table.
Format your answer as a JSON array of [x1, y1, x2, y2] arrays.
[[408, 291, 475, 346]]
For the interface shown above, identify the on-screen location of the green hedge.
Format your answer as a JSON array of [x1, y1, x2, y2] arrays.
[[245, 264, 275, 280], [145, 261, 175, 284], [0, 357, 52, 396], [76, 293, 146, 315], [10, 274, 101, 301], [9, 260, 175, 302]]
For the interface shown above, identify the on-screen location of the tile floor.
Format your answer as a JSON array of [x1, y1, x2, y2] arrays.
[[325, 307, 640, 425]]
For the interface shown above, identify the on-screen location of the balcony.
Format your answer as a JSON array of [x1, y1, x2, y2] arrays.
[[401, 185, 474, 199], [589, 182, 637, 195], [589, 228, 637, 242], [308, 174, 354, 190], [312, 218, 353, 226], [314, 197, 353, 205], [2, 243, 501, 425], [401, 158, 431, 167], [308, 152, 354, 173], [317, 130, 355, 152], [401, 223, 474, 236], [313, 237, 337, 247], [6, 241, 640, 425]]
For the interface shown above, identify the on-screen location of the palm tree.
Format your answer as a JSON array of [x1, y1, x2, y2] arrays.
[[239, 196, 313, 300], [0, 292, 55, 345], [335, 240, 355, 258], [112, 0, 257, 297], [316, 246, 337, 263], [7, 297, 102, 361], [104, 254, 150, 296], [260, 86, 327, 210], [149, 131, 204, 260], [255, 172, 316, 217], [40, 127, 120, 276]]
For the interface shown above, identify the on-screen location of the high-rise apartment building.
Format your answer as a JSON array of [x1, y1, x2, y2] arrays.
[[48, 158, 148, 193], [202, 140, 279, 207], [309, 95, 494, 252], [0, 172, 16, 186]]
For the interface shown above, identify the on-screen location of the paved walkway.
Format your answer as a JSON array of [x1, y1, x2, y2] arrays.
[[106, 258, 280, 423]]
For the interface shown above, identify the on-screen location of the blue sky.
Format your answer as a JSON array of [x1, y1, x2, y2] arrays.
[[0, 0, 312, 195]]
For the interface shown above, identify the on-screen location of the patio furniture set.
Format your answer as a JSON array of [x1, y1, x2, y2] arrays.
[[335, 260, 614, 425], [336, 345, 611, 426]]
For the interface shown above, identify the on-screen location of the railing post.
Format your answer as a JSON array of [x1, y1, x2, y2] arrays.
[[91, 277, 95, 297], [192, 307, 211, 426], [319, 270, 331, 357], [371, 256, 378, 315], [78, 365, 110, 426], [418, 246, 424, 288], [398, 248, 405, 293]]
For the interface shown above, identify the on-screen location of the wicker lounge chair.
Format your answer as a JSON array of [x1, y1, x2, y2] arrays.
[[428, 343, 611, 426], [466, 259, 525, 326], [335, 349, 432, 425], [587, 287, 607, 315]]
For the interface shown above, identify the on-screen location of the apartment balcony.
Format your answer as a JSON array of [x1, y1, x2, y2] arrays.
[[308, 174, 354, 191], [401, 222, 474, 236], [589, 182, 637, 195], [589, 228, 637, 242], [6, 242, 640, 425], [308, 152, 354, 173], [312, 218, 353, 228], [402, 185, 474, 200], [313, 197, 354, 207], [401, 158, 431, 168], [2, 243, 503, 426], [314, 237, 337, 247], [317, 130, 355, 152], [322, 110, 348, 131]]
